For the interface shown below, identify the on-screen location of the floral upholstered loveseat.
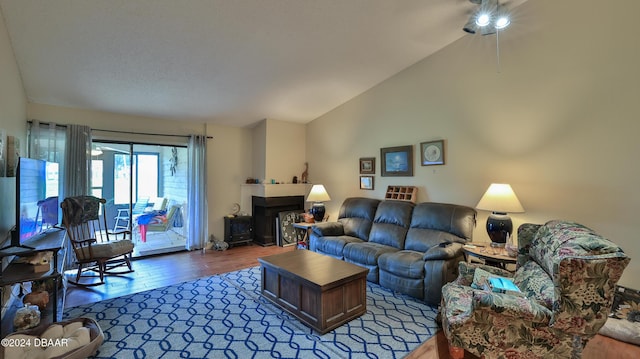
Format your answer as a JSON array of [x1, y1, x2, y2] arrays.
[[441, 220, 630, 359]]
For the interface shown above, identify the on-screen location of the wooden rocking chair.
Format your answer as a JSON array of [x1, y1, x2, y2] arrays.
[[61, 196, 135, 286]]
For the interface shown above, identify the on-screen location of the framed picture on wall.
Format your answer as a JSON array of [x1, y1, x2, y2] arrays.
[[420, 140, 445, 166], [381, 145, 413, 177], [0, 129, 5, 177], [359, 157, 375, 174], [360, 176, 374, 190]]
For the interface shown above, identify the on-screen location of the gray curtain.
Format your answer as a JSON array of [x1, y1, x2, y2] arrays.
[[63, 125, 92, 269], [28, 120, 67, 200], [186, 135, 208, 250], [28, 122, 92, 269], [29, 120, 64, 162], [64, 125, 92, 198]]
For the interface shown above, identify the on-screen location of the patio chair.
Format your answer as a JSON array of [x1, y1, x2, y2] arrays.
[[35, 196, 59, 232], [112, 197, 149, 231], [61, 196, 135, 287], [137, 204, 180, 242]]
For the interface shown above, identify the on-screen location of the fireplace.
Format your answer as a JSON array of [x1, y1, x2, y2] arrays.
[[252, 195, 305, 246]]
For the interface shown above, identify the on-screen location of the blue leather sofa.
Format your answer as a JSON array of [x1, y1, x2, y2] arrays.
[[310, 197, 476, 305]]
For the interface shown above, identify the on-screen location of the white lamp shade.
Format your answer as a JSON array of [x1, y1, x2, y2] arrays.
[[306, 184, 331, 202], [476, 183, 524, 213]]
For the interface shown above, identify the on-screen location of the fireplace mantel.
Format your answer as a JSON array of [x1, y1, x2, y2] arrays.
[[240, 184, 311, 215]]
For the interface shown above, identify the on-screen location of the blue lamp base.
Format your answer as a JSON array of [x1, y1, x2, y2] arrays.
[[309, 203, 325, 222], [486, 212, 512, 244]]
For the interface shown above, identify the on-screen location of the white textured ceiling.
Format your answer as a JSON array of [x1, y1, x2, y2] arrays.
[[0, 0, 526, 127]]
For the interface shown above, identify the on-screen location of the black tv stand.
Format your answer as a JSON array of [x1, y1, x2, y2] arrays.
[[0, 228, 66, 338], [0, 244, 35, 254], [0, 227, 35, 253]]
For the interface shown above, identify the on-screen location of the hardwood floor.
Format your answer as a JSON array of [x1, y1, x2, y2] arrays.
[[64, 244, 639, 358], [64, 243, 293, 307]]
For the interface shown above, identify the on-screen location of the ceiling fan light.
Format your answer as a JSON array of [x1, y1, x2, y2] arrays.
[[475, 13, 491, 27], [495, 16, 510, 29]]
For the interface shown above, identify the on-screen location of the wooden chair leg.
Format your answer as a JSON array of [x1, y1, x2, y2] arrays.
[[76, 263, 84, 282], [448, 343, 465, 359], [99, 261, 106, 283]]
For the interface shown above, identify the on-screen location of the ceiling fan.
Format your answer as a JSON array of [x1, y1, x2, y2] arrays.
[[92, 145, 130, 156], [463, 0, 511, 35]]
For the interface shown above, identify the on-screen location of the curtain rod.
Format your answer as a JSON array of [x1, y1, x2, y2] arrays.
[[27, 120, 213, 139]]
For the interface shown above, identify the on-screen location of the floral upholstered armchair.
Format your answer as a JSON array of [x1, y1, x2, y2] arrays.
[[441, 220, 630, 359]]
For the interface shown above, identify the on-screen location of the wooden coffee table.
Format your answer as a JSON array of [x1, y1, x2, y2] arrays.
[[258, 250, 368, 334]]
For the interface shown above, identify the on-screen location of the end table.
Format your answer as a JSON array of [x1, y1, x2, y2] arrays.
[[462, 243, 516, 271]]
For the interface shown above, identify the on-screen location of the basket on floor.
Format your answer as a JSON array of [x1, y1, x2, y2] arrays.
[[1, 317, 104, 359]]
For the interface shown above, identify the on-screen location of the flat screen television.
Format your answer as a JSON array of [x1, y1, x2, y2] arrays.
[[1, 157, 60, 253]]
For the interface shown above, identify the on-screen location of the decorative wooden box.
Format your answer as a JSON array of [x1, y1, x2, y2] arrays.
[[385, 186, 418, 203]]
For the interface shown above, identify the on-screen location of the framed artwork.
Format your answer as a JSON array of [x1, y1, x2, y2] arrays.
[[6, 135, 19, 177], [359, 157, 375, 174], [0, 129, 5, 177], [360, 175, 374, 190], [420, 140, 445, 166], [381, 145, 413, 177]]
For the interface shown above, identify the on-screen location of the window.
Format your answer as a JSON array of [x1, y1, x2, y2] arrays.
[[114, 153, 159, 205], [91, 159, 103, 199]]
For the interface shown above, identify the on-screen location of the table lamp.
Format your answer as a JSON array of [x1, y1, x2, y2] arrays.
[[306, 184, 331, 222], [475, 183, 524, 245]]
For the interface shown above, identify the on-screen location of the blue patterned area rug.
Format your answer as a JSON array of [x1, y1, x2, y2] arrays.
[[64, 266, 438, 358]]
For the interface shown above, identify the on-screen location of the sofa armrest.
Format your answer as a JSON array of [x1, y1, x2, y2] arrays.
[[472, 290, 552, 324], [311, 221, 345, 237], [516, 223, 541, 267], [423, 242, 463, 260]]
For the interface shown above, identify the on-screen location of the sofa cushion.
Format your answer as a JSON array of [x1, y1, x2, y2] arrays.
[[410, 203, 476, 240], [337, 197, 380, 241], [313, 235, 364, 259], [343, 242, 399, 266], [74, 240, 134, 260], [368, 200, 414, 249], [378, 250, 424, 279], [404, 203, 476, 252], [379, 271, 424, 299]]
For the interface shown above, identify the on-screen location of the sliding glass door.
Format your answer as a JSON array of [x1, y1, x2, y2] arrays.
[[91, 141, 188, 257]]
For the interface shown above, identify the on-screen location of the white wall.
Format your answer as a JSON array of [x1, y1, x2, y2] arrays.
[[0, 6, 26, 156], [251, 120, 266, 183], [251, 119, 307, 184], [265, 119, 306, 184], [0, 7, 26, 237], [206, 122, 253, 241], [306, 0, 640, 289]]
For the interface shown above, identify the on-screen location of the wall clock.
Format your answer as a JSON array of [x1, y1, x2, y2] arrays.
[[278, 210, 304, 246]]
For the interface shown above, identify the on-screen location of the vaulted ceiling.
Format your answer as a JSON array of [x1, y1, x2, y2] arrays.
[[0, 0, 527, 127]]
